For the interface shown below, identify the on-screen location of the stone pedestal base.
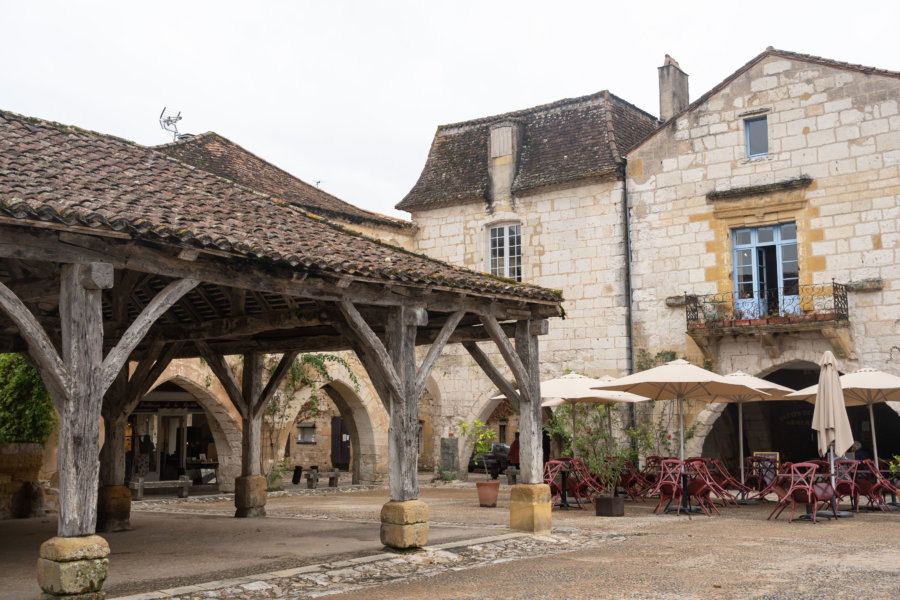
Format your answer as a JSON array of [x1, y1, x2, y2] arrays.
[[37, 535, 110, 599], [234, 476, 267, 518], [380, 499, 428, 549], [509, 483, 552, 534], [97, 486, 131, 532]]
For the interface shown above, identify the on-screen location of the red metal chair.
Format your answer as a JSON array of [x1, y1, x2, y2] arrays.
[[857, 459, 897, 511], [649, 458, 684, 515], [746, 456, 780, 500], [833, 459, 860, 511], [708, 459, 751, 498], [620, 461, 653, 502], [567, 458, 610, 507], [684, 459, 721, 515], [767, 462, 836, 523]]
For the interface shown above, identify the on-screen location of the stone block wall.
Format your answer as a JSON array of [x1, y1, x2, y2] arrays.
[[627, 55, 900, 376], [409, 180, 633, 458]]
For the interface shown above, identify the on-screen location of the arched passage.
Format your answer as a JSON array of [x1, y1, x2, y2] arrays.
[[147, 361, 243, 492]]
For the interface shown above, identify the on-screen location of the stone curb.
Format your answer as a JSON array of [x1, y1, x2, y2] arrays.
[[109, 532, 554, 599]]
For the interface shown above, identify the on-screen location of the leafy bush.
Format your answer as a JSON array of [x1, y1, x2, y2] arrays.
[[459, 418, 495, 474], [0, 354, 57, 445]]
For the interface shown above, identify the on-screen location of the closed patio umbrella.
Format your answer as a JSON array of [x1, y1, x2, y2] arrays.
[[788, 366, 900, 465]]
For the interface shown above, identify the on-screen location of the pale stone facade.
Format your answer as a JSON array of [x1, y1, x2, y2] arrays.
[[627, 52, 900, 374]]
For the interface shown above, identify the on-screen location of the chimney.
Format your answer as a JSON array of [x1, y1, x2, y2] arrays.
[[658, 54, 689, 122]]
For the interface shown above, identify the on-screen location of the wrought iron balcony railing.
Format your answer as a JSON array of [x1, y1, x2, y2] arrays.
[[685, 281, 848, 330]]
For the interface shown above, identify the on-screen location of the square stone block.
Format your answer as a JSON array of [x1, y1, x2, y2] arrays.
[[380, 499, 428, 525], [36, 557, 109, 595], [380, 522, 428, 549], [234, 475, 267, 518], [509, 484, 552, 534], [40, 536, 110, 561]]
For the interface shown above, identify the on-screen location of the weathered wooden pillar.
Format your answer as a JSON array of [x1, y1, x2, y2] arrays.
[[196, 345, 298, 518], [469, 315, 551, 534], [338, 302, 463, 549], [97, 343, 180, 532], [0, 265, 197, 599]]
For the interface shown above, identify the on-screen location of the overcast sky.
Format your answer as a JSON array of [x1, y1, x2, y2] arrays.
[[3, 1, 897, 219]]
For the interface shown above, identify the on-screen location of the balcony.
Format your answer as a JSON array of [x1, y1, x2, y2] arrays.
[[684, 282, 851, 360]]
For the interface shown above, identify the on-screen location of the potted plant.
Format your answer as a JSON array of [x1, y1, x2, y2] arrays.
[[459, 419, 499, 507], [573, 403, 627, 517]]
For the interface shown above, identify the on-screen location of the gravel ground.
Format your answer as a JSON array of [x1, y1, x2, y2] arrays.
[[2, 479, 898, 599]]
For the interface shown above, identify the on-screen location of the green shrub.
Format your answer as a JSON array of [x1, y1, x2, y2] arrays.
[[0, 354, 57, 445]]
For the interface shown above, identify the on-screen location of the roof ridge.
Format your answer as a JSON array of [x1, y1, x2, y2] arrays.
[[627, 47, 900, 154], [0, 109, 140, 147], [437, 90, 614, 132], [156, 131, 411, 229]]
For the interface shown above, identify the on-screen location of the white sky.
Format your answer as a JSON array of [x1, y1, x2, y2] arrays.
[[2, 1, 898, 219]]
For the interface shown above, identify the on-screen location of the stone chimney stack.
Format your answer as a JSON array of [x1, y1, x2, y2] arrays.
[[658, 54, 689, 122]]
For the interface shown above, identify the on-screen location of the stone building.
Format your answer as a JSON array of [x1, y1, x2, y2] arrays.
[[625, 48, 900, 462], [399, 48, 900, 466]]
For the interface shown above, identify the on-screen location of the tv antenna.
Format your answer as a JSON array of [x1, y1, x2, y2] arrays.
[[159, 107, 185, 141]]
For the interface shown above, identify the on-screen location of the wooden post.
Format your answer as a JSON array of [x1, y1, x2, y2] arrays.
[[515, 319, 546, 485], [471, 314, 551, 533], [0, 266, 197, 599], [337, 303, 463, 548], [385, 306, 422, 502], [196, 345, 298, 517]]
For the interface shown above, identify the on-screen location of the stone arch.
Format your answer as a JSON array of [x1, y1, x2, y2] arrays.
[[266, 355, 389, 485], [147, 359, 243, 492], [321, 376, 388, 484]]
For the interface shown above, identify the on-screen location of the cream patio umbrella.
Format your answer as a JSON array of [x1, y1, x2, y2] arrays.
[[540, 376, 648, 459], [788, 366, 900, 465], [710, 372, 795, 488], [492, 374, 647, 458], [592, 360, 766, 461], [593, 359, 766, 512]]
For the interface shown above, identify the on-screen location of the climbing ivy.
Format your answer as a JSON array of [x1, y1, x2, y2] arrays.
[[0, 353, 57, 445]]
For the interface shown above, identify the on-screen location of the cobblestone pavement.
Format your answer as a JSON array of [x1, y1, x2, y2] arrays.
[[115, 528, 624, 600]]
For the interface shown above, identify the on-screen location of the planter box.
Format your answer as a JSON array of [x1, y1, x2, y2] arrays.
[[767, 316, 789, 324], [816, 312, 836, 321], [734, 319, 751, 326], [750, 319, 767, 326], [595, 495, 625, 517]]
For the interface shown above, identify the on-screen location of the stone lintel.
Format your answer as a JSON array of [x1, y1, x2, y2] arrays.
[[509, 483, 552, 534]]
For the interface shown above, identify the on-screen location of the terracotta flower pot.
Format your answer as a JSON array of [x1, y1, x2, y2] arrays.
[[476, 481, 500, 507]]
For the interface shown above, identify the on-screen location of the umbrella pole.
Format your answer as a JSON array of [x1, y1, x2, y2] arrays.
[[572, 404, 577, 459], [679, 397, 685, 461], [868, 402, 879, 465], [739, 402, 745, 487]]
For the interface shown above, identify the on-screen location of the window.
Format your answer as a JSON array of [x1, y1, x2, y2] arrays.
[[488, 224, 522, 281], [733, 223, 797, 317], [745, 116, 768, 158], [297, 424, 315, 444], [490, 125, 512, 158], [498, 422, 507, 444]]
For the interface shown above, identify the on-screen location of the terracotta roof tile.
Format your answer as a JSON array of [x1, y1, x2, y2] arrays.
[[157, 133, 410, 230], [397, 91, 658, 210], [0, 110, 562, 305]]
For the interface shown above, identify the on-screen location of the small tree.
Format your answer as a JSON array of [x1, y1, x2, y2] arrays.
[[261, 353, 358, 488], [0, 353, 57, 446], [459, 418, 495, 475], [573, 403, 628, 495]]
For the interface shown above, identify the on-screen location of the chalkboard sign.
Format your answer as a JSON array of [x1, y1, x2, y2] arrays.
[[753, 451, 780, 468]]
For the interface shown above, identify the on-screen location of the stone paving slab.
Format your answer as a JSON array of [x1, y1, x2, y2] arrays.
[[113, 529, 622, 600]]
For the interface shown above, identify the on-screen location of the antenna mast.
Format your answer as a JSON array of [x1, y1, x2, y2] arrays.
[[159, 107, 183, 142]]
